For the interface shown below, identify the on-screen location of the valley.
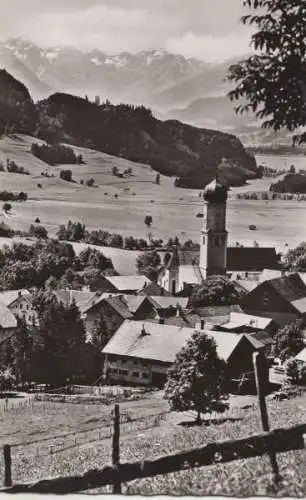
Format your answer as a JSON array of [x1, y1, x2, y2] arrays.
[[0, 134, 305, 255]]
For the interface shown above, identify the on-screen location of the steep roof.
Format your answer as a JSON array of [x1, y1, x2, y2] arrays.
[[227, 248, 280, 272], [221, 312, 274, 331], [0, 302, 18, 329], [268, 274, 306, 306], [149, 297, 189, 310], [295, 347, 306, 362], [55, 290, 97, 313], [103, 296, 133, 319], [0, 289, 31, 307], [245, 331, 275, 348], [105, 275, 151, 292], [102, 320, 247, 364], [138, 282, 172, 296]]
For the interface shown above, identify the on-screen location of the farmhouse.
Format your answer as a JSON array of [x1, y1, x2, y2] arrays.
[[240, 273, 306, 327], [158, 175, 280, 294], [0, 302, 18, 364], [0, 289, 38, 325], [102, 320, 269, 387], [88, 275, 152, 294], [215, 312, 279, 336]]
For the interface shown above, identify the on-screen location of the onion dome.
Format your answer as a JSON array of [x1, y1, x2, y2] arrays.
[[203, 176, 228, 203]]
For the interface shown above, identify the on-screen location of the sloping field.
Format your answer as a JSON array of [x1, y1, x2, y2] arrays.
[[0, 134, 305, 250], [0, 393, 305, 495]]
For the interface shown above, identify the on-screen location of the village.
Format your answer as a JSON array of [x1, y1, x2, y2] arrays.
[[1, 175, 306, 393]]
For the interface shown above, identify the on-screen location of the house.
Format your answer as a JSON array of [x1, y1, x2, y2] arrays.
[[240, 273, 306, 327], [226, 248, 280, 280], [101, 275, 152, 294], [0, 289, 38, 325], [216, 312, 279, 336], [102, 320, 269, 387], [0, 302, 18, 365], [295, 347, 306, 366], [158, 175, 280, 294], [138, 281, 172, 297]]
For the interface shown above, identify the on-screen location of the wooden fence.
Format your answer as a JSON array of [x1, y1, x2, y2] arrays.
[[1, 352, 305, 494]]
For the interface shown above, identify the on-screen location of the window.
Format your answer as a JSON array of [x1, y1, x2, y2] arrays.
[[202, 236, 205, 244], [119, 369, 128, 376], [20, 304, 23, 309], [263, 293, 270, 306], [142, 372, 149, 379], [132, 371, 139, 378], [133, 360, 138, 365]]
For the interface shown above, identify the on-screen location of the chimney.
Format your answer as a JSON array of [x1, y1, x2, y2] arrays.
[[18, 290, 22, 297], [200, 318, 205, 330], [140, 324, 148, 336], [161, 287, 164, 296]]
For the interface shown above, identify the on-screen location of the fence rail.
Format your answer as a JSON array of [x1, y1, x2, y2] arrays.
[[1, 352, 305, 494], [1, 422, 306, 494]]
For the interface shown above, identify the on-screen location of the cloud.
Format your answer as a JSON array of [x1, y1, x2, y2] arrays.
[[166, 32, 253, 63], [0, 0, 254, 61]]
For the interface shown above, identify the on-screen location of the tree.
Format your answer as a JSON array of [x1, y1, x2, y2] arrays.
[[285, 358, 300, 385], [29, 224, 48, 239], [144, 215, 153, 227], [155, 173, 160, 185], [60, 170, 73, 182], [290, 164, 296, 174], [272, 320, 305, 362], [228, 0, 306, 145], [33, 297, 87, 386], [164, 330, 227, 424], [3, 202, 12, 213], [86, 178, 95, 187], [136, 251, 161, 282], [283, 242, 306, 271], [190, 276, 245, 308]]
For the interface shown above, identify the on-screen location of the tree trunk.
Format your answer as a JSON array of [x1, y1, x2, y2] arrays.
[[196, 410, 202, 425]]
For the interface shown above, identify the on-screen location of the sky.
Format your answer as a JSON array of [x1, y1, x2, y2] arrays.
[[0, 0, 254, 62]]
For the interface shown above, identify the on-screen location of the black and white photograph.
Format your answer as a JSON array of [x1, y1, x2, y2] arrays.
[[0, 0, 305, 495]]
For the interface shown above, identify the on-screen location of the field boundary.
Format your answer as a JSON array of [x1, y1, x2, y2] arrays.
[[1, 422, 306, 494]]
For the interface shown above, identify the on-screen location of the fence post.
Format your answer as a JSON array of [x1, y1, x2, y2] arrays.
[[3, 444, 12, 487], [112, 404, 122, 494], [253, 352, 281, 483]]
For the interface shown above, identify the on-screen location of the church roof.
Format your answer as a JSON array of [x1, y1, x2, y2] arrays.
[[227, 247, 280, 272], [203, 177, 228, 203]]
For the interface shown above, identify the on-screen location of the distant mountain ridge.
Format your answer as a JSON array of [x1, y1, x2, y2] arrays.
[[0, 69, 258, 189], [0, 38, 231, 108]]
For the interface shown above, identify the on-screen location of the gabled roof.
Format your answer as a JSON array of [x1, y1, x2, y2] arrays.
[[245, 331, 275, 348], [102, 320, 248, 364], [148, 297, 189, 310], [227, 248, 280, 272], [223, 312, 274, 331], [55, 290, 97, 313], [0, 289, 31, 307], [105, 275, 151, 292], [103, 296, 133, 319], [268, 274, 306, 306], [295, 347, 306, 362], [0, 302, 18, 329], [138, 282, 172, 296], [259, 269, 283, 283]]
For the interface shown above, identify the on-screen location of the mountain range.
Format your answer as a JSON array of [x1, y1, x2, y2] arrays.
[[0, 38, 294, 146], [0, 67, 258, 189]]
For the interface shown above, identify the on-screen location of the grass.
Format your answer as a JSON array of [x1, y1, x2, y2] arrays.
[[0, 134, 305, 253], [0, 392, 305, 495]]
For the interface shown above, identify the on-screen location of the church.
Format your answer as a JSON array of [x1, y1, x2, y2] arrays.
[[158, 176, 280, 295]]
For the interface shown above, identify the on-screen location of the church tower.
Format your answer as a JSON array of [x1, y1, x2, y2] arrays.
[[199, 174, 228, 279]]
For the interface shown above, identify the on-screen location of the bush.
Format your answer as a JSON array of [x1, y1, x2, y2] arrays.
[[60, 170, 73, 182], [29, 224, 48, 239], [31, 142, 82, 166], [3, 202, 12, 213], [86, 178, 95, 187], [144, 215, 153, 227], [6, 160, 29, 175], [0, 191, 28, 202]]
